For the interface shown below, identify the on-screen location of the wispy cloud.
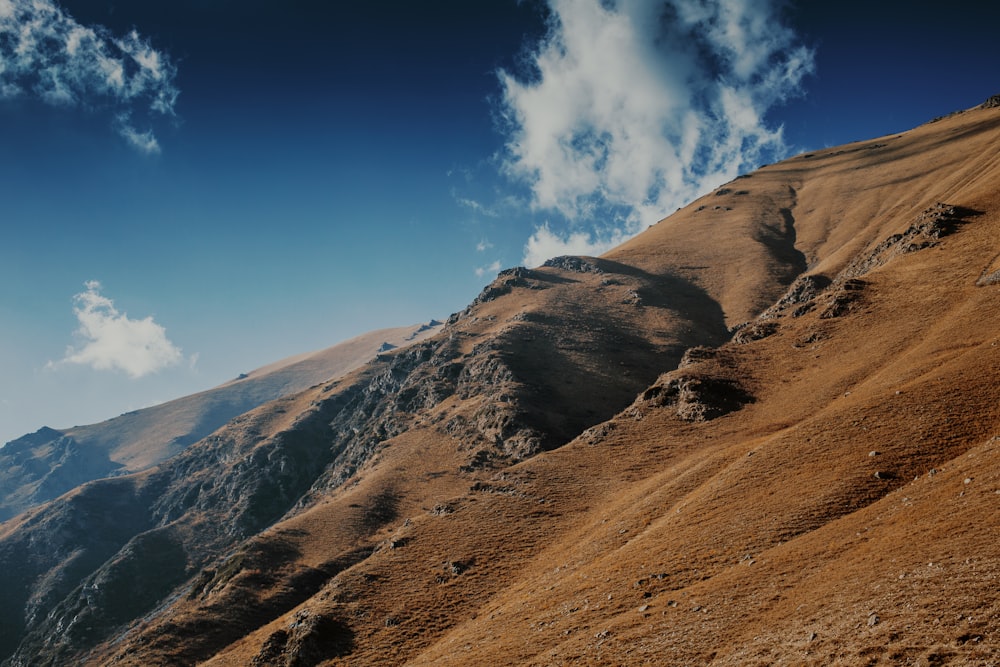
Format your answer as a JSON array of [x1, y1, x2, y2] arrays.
[[476, 238, 494, 253], [115, 113, 160, 154], [475, 260, 503, 279], [51, 281, 184, 378], [0, 0, 178, 152], [498, 0, 814, 266], [455, 194, 500, 218]]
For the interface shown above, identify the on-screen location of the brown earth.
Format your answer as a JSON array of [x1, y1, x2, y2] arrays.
[[1, 101, 999, 666]]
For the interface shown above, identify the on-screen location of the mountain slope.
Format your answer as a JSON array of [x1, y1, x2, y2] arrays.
[[1, 98, 999, 666], [191, 102, 1000, 667], [0, 322, 442, 522]]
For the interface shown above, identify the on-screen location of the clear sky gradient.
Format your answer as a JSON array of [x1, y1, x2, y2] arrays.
[[2, 0, 998, 444]]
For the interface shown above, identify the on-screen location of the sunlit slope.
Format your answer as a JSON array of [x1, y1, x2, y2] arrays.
[[608, 103, 1000, 325]]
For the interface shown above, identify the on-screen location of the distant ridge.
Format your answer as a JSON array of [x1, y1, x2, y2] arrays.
[[0, 321, 443, 522]]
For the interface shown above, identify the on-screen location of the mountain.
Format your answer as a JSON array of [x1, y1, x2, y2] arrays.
[[2, 98, 1000, 666], [0, 322, 442, 522]]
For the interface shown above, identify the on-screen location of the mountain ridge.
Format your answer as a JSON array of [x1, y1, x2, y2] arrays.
[[0, 322, 442, 523]]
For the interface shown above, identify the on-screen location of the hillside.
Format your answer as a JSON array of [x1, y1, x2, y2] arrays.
[[1, 99, 999, 666], [0, 322, 442, 522]]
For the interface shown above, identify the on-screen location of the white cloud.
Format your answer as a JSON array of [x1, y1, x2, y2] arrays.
[[475, 260, 503, 279], [498, 0, 814, 266], [476, 238, 493, 252], [522, 223, 631, 269], [0, 0, 178, 152], [52, 280, 184, 378]]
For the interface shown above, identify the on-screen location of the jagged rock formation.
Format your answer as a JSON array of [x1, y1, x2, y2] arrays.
[[2, 98, 1000, 666]]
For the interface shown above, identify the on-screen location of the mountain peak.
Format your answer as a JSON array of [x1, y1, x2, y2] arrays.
[[2, 425, 63, 450]]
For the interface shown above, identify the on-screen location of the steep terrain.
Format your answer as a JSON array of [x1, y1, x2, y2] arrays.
[[1, 99, 999, 666], [0, 323, 441, 522]]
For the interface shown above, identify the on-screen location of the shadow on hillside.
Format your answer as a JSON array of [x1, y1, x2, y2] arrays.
[[501, 259, 732, 448], [760, 205, 808, 281], [176, 536, 372, 664]]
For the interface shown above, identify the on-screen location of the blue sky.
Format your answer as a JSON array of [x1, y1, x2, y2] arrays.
[[2, 0, 998, 444]]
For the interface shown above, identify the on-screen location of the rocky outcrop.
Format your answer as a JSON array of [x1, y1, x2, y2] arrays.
[[629, 344, 753, 423], [759, 274, 832, 320], [844, 203, 977, 278], [252, 611, 354, 667], [979, 94, 1000, 109], [542, 255, 605, 274], [634, 371, 753, 422], [464, 267, 540, 308], [731, 320, 779, 344]]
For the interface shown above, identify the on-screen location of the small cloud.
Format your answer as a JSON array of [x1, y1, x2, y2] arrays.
[[475, 260, 503, 278], [115, 113, 160, 154], [0, 0, 178, 152], [51, 280, 184, 378], [476, 238, 494, 253], [452, 189, 500, 218]]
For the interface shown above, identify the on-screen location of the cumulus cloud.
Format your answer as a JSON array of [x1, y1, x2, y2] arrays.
[[522, 223, 632, 268], [53, 281, 184, 378], [498, 0, 814, 266], [0, 0, 178, 152]]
